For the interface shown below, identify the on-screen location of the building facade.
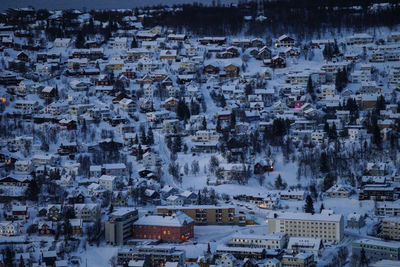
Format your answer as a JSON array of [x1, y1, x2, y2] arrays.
[[133, 212, 194, 242], [267, 211, 344, 243], [105, 208, 138, 246], [352, 239, 400, 262], [157, 205, 244, 225]]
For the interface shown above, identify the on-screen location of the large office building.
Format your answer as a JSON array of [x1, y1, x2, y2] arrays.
[[156, 205, 244, 225], [105, 208, 138, 246], [267, 211, 344, 243], [352, 238, 400, 262]]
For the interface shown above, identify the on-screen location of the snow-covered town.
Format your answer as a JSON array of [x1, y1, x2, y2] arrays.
[[0, 1, 400, 267]]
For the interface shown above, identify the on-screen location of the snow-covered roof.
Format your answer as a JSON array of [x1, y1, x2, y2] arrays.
[[103, 163, 126, 169], [287, 237, 322, 249], [267, 211, 342, 222], [134, 212, 193, 227]]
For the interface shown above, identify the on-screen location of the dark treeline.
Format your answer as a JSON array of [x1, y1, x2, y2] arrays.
[[3, 0, 400, 39], [145, 0, 400, 37]]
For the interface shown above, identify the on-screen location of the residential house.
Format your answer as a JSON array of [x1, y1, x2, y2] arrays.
[[74, 203, 101, 222], [99, 175, 118, 191]]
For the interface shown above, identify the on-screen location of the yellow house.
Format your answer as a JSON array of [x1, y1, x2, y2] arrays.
[[106, 60, 124, 71]]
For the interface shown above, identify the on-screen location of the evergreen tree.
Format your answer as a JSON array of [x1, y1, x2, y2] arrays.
[[304, 195, 315, 214], [202, 117, 207, 130], [360, 248, 369, 267], [177, 99, 190, 121], [320, 152, 329, 173], [306, 75, 314, 95], [335, 69, 343, 92], [75, 31, 85, 48], [329, 123, 337, 140], [333, 39, 340, 54], [140, 127, 147, 145], [63, 218, 72, 240], [274, 174, 286, 190], [4, 246, 14, 267], [137, 144, 143, 160], [147, 128, 154, 145], [324, 122, 330, 134], [167, 137, 173, 151], [19, 254, 25, 267], [109, 204, 114, 214], [322, 173, 335, 192], [372, 123, 382, 148], [197, 190, 202, 205], [207, 243, 211, 254], [173, 136, 182, 153], [134, 134, 139, 144], [216, 119, 222, 133], [131, 37, 138, 48], [25, 178, 40, 201], [220, 94, 226, 107], [375, 95, 386, 111], [230, 113, 236, 129], [320, 203, 325, 213]]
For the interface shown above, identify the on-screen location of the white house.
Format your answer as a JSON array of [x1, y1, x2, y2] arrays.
[[109, 37, 128, 49], [54, 38, 72, 47], [99, 175, 117, 191], [119, 98, 136, 115], [0, 221, 20, 236], [166, 195, 185, 206]]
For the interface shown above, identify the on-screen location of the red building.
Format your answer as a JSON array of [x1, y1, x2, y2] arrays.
[[133, 212, 194, 242], [38, 221, 54, 235], [122, 68, 136, 79]]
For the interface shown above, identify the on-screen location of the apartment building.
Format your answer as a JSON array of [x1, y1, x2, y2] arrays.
[[227, 233, 287, 250], [376, 200, 400, 217], [351, 70, 371, 83], [133, 212, 194, 242], [215, 245, 265, 260], [103, 163, 127, 177], [352, 238, 400, 262], [267, 211, 344, 243], [359, 185, 395, 201], [117, 246, 186, 266], [32, 154, 56, 167], [105, 208, 138, 246], [157, 205, 244, 225], [389, 69, 400, 85], [285, 72, 310, 85], [347, 33, 374, 45], [381, 217, 400, 240], [14, 100, 38, 112], [192, 130, 219, 142], [109, 37, 128, 49], [279, 190, 305, 201]]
